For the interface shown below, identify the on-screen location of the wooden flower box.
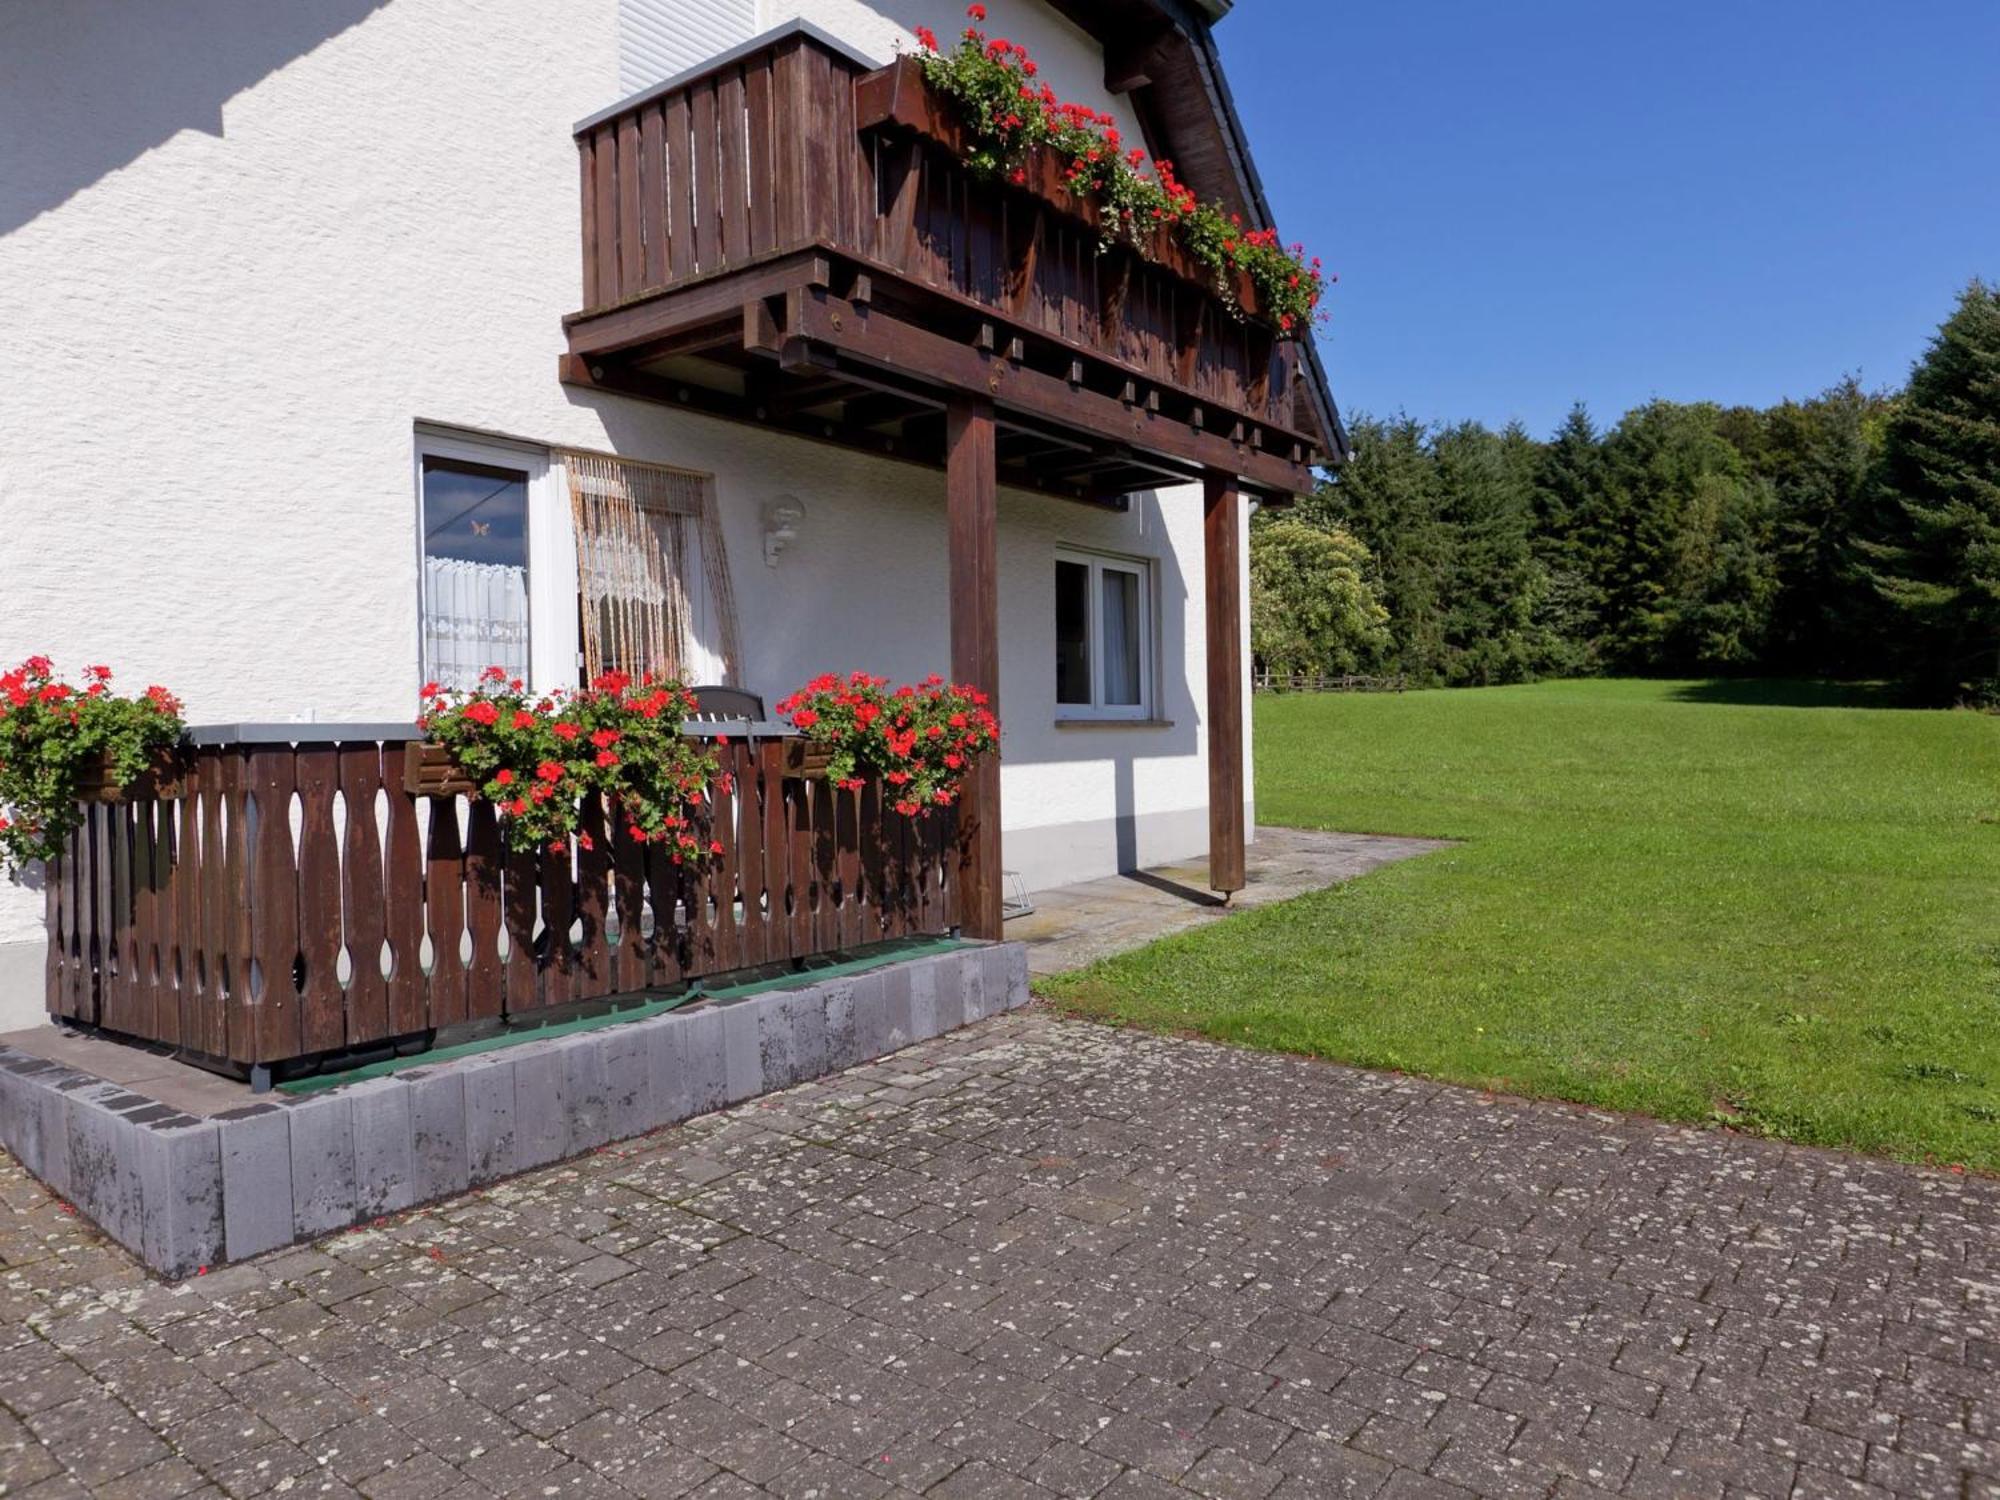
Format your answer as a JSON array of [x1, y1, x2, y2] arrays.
[[401, 741, 477, 798], [75, 748, 185, 803], [783, 739, 837, 779], [852, 54, 1265, 321]]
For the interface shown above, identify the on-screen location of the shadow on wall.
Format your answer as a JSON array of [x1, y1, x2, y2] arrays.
[[0, 0, 389, 236], [1025, 491, 1202, 872], [571, 394, 1213, 878]]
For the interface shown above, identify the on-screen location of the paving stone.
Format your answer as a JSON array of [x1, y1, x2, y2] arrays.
[[1, 1011, 1994, 1500], [600, 1026, 650, 1143], [347, 1080, 417, 1219], [135, 1118, 224, 1276], [63, 1082, 147, 1246], [908, 957, 941, 1041], [287, 1094, 357, 1238], [406, 1068, 468, 1205], [676, 1004, 729, 1117], [821, 978, 860, 1074], [721, 1001, 762, 1103], [461, 1053, 518, 1183], [878, 964, 916, 1052], [221, 1106, 296, 1261], [511, 1045, 566, 1171]]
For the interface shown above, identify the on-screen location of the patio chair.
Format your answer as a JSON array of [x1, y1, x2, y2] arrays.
[[685, 685, 766, 722]]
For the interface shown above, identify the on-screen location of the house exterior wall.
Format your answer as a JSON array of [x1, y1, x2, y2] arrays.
[[0, 0, 1255, 1031], [621, 0, 758, 92]]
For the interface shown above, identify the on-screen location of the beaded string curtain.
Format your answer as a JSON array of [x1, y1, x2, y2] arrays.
[[563, 451, 742, 686]]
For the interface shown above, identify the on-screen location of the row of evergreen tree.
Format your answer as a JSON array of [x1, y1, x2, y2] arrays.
[[1255, 282, 2000, 701]]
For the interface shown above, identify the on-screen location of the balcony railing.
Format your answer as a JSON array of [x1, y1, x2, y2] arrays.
[[45, 726, 958, 1075], [571, 27, 1306, 447]]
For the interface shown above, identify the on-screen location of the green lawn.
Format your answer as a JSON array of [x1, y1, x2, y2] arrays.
[[1043, 679, 2000, 1171]]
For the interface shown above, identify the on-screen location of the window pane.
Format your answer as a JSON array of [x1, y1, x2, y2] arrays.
[[421, 457, 530, 691], [1055, 560, 1091, 705], [1101, 568, 1143, 706]]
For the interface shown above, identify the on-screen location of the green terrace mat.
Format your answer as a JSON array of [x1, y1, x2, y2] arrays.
[[277, 936, 970, 1095]]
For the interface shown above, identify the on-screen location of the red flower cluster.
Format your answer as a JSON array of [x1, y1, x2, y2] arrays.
[[422, 667, 722, 861], [0, 658, 186, 872], [777, 671, 999, 816], [913, 6, 1326, 334]]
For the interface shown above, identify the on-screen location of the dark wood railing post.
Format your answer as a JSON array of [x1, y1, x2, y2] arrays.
[[1203, 471, 1247, 896], [948, 393, 1004, 938]]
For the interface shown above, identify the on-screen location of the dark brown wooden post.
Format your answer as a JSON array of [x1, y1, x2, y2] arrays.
[[1203, 471, 1247, 896], [948, 393, 1004, 938]]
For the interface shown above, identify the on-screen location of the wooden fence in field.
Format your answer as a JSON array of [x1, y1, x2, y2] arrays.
[[1253, 671, 1408, 694]]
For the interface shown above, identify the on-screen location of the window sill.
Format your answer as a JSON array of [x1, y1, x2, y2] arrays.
[[1053, 716, 1176, 730]]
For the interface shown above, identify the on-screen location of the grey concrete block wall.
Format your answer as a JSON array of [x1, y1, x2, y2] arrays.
[[219, 1107, 293, 1262], [0, 940, 1029, 1276]]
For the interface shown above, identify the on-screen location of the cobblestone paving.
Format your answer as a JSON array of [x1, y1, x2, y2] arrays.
[[2, 1011, 1996, 1500]]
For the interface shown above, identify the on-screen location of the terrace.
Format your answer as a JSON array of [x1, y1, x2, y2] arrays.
[[43, 723, 958, 1083], [560, 21, 1329, 929]]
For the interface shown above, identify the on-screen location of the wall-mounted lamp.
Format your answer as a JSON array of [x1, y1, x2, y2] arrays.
[[762, 495, 805, 567]]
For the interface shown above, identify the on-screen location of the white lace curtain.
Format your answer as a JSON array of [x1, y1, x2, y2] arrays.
[[1101, 568, 1142, 705], [564, 451, 741, 687], [422, 556, 530, 691]]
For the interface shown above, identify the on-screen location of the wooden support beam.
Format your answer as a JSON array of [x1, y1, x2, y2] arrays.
[[777, 287, 1317, 495], [1203, 472, 1246, 897], [565, 251, 830, 358], [947, 394, 1003, 940]]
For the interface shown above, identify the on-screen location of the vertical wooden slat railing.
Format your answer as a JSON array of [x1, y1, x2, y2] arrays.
[[44, 728, 959, 1073], [576, 31, 869, 310], [574, 32, 1300, 434]]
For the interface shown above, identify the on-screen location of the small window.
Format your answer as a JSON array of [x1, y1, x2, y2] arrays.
[[1054, 551, 1154, 719], [420, 454, 531, 692]]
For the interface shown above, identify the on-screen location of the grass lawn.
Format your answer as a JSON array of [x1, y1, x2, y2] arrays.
[[1043, 679, 2000, 1171]]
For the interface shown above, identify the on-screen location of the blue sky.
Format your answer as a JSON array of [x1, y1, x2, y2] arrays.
[[1213, 1, 2000, 438]]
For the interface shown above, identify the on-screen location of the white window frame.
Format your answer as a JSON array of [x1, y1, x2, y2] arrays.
[[412, 427, 579, 695], [1055, 548, 1155, 721]]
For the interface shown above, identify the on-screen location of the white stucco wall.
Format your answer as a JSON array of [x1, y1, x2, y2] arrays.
[[0, 0, 1253, 1030], [759, 0, 1127, 127]]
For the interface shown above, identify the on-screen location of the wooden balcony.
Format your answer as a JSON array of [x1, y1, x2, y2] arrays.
[[45, 726, 958, 1078], [563, 23, 1323, 501]]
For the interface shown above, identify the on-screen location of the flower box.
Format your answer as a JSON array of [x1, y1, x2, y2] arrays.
[[402, 741, 476, 798], [853, 54, 1265, 320], [75, 748, 185, 803], [783, 739, 837, 779]]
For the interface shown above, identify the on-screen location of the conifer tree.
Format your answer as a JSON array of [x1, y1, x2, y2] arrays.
[[1307, 416, 1453, 682], [1861, 282, 2000, 698], [1760, 378, 1886, 676]]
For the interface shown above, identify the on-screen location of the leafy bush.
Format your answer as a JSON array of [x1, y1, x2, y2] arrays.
[[1250, 518, 1391, 677]]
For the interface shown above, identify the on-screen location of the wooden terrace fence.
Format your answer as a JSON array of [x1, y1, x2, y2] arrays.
[[572, 33, 1300, 436], [45, 727, 958, 1074]]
